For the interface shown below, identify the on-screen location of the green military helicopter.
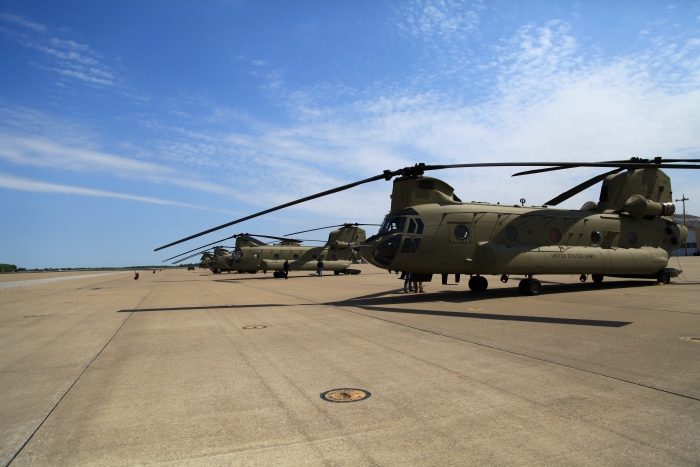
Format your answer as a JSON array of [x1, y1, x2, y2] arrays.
[[166, 225, 371, 277], [157, 158, 699, 295], [173, 247, 232, 273]]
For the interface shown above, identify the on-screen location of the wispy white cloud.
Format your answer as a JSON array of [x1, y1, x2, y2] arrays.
[[0, 13, 45, 32], [0, 173, 237, 214], [395, 0, 483, 77], [0, 13, 117, 87]]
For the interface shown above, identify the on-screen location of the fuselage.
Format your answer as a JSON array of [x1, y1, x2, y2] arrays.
[[359, 201, 687, 277], [228, 244, 355, 272]]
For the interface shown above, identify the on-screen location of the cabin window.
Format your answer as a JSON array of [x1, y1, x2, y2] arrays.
[[293, 254, 299, 260], [273, 254, 279, 260], [591, 231, 602, 244], [628, 232, 638, 246], [454, 224, 469, 240], [312, 254, 317, 259], [506, 226, 518, 241], [550, 228, 562, 243], [331, 254, 337, 260], [253, 253, 259, 259]]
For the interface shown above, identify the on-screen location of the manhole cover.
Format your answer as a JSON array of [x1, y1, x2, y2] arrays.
[[681, 337, 700, 342], [242, 325, 267, 330], [320, 388, 371, 403]]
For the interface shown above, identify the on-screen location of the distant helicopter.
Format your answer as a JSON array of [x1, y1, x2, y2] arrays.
[[157, 158, 699, 295], [173, 247, 232, 273], [208, 246, 236, 273], [166, 224, 372, 277]]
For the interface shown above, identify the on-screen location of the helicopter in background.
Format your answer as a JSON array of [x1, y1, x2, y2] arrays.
[[157, 158, 699, 295], [173, 247, 233, 273], [166, 224, 372, 277]]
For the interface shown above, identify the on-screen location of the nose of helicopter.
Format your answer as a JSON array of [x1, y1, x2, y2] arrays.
[[357, 243, 380, 268], [358, 233, 402, 269]]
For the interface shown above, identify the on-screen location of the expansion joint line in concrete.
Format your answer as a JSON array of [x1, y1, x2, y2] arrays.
[[238, 283, 700, 404], [5, 274, 166, 467]]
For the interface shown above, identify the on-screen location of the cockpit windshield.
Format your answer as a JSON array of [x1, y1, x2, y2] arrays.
[[379, 216, 407, 234]]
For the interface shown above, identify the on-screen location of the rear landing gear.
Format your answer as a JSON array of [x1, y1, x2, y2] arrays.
[[592, 274, 604, 283], [468, 276, 488, 292], [518, 278, 542, 296]]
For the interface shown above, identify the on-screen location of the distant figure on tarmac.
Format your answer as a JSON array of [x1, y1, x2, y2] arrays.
[[316, 260, 324, 276], [283, 260, 290, 279]]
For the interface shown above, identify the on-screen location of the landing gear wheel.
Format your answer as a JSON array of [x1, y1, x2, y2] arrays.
[[273, 271, 281, 278], [592, 274, 604, 283], [657, 270, 671, 285], [216, 269, 222, 274], [579, 274, 587, 282], [334, 271, 340, 276], [519, 278, 542, 296], [468, 276, 488, 292]]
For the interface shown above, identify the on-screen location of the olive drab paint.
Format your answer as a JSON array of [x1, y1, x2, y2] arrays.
[[227, 226, 366, 275], [359, 168, 688, 289]]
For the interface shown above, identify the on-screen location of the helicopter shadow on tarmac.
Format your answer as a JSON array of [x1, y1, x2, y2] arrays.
[[332, 278, 655, 308], [324, 279, 689, 327], [117, 303, 296, 313], [351, 305, 632, 327]]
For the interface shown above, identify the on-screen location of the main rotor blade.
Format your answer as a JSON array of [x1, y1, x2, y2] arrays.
[[161, 234, 238, 262], [155, 173, 388, 251], [285, 223, 381, 236], [511, 158, 700, 177], [422, 161, 700, 172], [246, 233, 323, 243], [545, 169, 623, 206], [171, 250, 212, 264]]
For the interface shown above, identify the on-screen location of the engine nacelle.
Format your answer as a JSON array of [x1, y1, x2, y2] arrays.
[[623, 195, 675, 220], [330, 240, 349, 249]]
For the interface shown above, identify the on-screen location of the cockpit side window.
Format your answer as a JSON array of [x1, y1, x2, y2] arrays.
[[379, 216, 407, 233], [406, 218, 424, 235], [407, 219, 416, 234]]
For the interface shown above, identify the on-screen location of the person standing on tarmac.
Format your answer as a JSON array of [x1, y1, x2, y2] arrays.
[[283, 259, 290, 279], [403, 272, 413, 292], [316, 259, 324, 276]]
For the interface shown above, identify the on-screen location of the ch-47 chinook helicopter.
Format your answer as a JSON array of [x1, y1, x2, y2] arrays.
[[172, 247, 233, 273], [165, 225, 370, 277], [156, 158, 699, 295]]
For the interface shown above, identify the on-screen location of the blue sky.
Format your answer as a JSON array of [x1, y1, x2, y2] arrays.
[[1, 0, 699, 268]]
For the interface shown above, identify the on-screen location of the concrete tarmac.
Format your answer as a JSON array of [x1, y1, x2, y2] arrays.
[[1, 259, 699, 466]]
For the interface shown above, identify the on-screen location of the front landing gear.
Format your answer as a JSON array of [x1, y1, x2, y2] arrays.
[[468, 276, 488, 292], [518, 278, 542, 296], [657, 270, 671, 285]]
